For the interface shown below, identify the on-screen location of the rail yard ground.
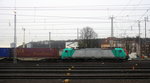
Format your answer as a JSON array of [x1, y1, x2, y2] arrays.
[[0, 60, 150, 83]]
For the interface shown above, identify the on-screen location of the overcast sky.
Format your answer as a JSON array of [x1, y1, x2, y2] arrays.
[[0, 0, 150, 47]]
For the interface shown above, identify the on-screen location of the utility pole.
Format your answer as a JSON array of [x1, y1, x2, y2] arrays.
[[49, 32, 51, 48], [77, 28, 79, 40], [22, 28, 25, 48], [110, 16, 114, 37], [13, 11, 17, 64], [110, 16, 114, 47], [138, 20, 141, 57], [144, 17, 148, 56], [144, 17, 147, 39]]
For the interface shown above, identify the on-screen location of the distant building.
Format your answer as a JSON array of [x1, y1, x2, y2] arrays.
[[10, 42, 15, 48], [101, 37, 120, 48], [26, 43, 32, 48], [141, 41, 150, 56], [65, 42, 78, 49], [23, 40, 65, 48]]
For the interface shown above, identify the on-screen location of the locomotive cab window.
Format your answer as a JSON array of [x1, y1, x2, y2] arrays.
[[119, 50, 122, 53]]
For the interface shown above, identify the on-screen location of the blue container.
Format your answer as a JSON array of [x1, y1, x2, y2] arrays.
[[0, 48, 10, 57]]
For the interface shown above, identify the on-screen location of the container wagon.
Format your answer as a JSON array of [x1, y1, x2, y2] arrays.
[[16, 48, 60, 61]]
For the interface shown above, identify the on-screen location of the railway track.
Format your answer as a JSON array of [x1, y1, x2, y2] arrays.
[[0, 61, 150, 83], [0, 74, 150, 79], [0, 66, 150, 69]]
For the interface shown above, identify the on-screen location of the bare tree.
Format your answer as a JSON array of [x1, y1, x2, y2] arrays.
[[79, 27, 98, 48]]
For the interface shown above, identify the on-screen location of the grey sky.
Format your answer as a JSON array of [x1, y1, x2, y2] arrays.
[[0, 0, 150, 47]]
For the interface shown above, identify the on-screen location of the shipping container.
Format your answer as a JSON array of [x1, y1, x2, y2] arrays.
[[0, 48, 10, 57], [16, 48, 59, 59]]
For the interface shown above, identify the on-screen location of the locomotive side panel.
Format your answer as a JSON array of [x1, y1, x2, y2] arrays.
[[72, 48, 115, 59]]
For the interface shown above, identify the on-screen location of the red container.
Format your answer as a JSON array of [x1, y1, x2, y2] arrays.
[[16, 48, 59, 58]]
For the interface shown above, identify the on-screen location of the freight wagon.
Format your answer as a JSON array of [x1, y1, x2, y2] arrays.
[[0, 48, 60, 61], [16, 48, 60, 61]]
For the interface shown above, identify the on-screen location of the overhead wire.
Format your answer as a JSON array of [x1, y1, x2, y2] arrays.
[[0, 2, 150, 40]]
